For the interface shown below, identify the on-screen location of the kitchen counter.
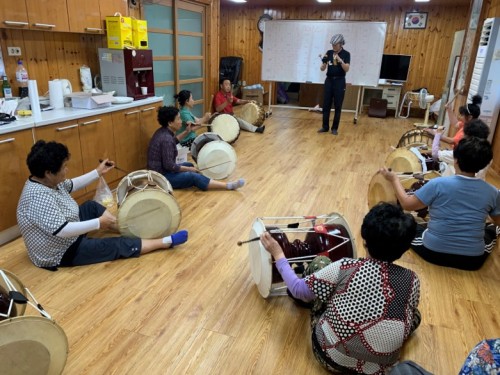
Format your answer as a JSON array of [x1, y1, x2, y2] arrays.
[[0, 96, 163, 135]]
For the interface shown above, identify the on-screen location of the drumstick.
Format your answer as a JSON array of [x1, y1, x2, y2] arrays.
[[394, 171, 435, 176], [99, 159, 129, 174], [237, 236, 260, 246], [446, 85, 465, 106], [198, 160, 233, 171]]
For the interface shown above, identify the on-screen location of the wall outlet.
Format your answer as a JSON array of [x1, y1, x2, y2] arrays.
[[7, 47, 21, 56]]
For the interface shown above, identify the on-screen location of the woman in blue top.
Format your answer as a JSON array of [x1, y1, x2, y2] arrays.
[[174, 90, 211, 148], [380, 137, 500, 270]]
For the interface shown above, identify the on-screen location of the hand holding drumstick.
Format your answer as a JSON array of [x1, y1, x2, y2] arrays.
[[260, 232, 286, 261]]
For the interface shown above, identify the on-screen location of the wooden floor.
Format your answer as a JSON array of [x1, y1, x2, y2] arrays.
[[1, 108, 500, 374]]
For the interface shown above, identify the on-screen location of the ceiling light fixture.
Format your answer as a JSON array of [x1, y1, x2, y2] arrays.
[[415, 0, 430, 2], [317, 0, 332, 2], [230, 0, 247, 2]]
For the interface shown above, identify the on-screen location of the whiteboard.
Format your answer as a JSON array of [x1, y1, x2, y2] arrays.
[[262, 20, 387, 86]]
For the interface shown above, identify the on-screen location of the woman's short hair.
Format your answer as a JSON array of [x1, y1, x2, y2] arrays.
[[330, 34, 345, 45], [157, 106, 179, 128], [361, 202, 416, 262], [464, 119, 489, 140], [454, 137, 492, 173], [27, 140, 70, 178], [174, 90, 191, 107]]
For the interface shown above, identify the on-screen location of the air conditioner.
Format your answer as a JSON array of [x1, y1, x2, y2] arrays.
[[468, 17, 500, 142]]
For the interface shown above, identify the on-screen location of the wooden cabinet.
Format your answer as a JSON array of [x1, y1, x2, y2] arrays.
[[35, 120, 85, 184], [77, 114, 120, 192], [67, 0, 103, 34], [1, 0, 127, 32], [0, 1, 30, 29], [25, 0, 69, 32], [112, 107, 143, 176], [0, 129, 34, 231], [99, 0, 128, 20], [140, 103, 163, 166]]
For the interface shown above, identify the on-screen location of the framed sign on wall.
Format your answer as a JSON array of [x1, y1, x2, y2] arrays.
[[404, 12, 428, 29]]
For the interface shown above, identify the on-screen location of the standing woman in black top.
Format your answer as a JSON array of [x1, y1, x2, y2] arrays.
[[319, 34, 350, 135]]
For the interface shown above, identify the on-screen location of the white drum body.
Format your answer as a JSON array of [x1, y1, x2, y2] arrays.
[[0, 269, 68, 375], [116, 170, 181, 239], [190, 132, 222, 162], [0, 316, 68, 375], [209, 114, 240, 144], [248, 213, 356, 298], [197, 140, 237, 180], [233, 102, 265, 127]]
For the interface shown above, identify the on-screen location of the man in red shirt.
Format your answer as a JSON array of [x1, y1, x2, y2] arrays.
[[213, 78, 265, 134]]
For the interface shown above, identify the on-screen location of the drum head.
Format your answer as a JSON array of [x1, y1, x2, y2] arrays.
[[368, 172, 398, 209], [396, 129, 433, 149], [248, 218, 273, 298], [0, 316, 68, 375], [116, 170, 173, 206], [0, 270, 26, 318], [385, 148, 422, 173], [233, 103, 265, 127], [190, 132, 222, 162], [324, 212, 357, 258], [209, 114, 240, 144], [401, 170, 441, 190], [118, 190, 181, 239], [197, 140, 237, 180]]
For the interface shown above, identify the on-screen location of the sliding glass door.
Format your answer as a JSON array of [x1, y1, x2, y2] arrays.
[[144, 0, 206, 116]]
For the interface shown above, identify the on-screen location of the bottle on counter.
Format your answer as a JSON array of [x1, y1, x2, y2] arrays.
[[2, 76, 12, 99], [16, 60, 29, 98]]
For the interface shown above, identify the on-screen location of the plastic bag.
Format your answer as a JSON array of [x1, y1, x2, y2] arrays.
[[93, 176, 116, 212]]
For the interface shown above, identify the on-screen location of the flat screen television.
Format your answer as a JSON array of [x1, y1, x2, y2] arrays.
[[379, 54, 412, 83]]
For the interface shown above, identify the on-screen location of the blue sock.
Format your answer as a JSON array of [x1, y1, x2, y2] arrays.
[[171, 230, 188, 247], [227, 178, 245, 190]]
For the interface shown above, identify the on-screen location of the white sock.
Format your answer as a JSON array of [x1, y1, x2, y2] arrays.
[[162, 236, 172, 245], [227, 178, 245, 190]]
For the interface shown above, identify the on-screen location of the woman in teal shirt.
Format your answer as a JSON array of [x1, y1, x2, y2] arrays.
[[174, 90, 211, 147]]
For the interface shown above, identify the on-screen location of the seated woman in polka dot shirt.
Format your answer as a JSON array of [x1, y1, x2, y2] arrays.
[[261, 203, 421, 375], [17, 140, 188, 270]]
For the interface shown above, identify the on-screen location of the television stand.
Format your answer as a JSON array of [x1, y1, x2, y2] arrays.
[[360, 84, 402, 118]]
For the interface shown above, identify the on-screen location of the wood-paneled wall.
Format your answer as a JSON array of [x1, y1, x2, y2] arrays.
[[219, 4, 468, 102], [0, 6, 141, 96]]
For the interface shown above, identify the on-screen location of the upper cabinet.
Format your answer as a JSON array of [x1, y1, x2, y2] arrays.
[[99, 0, 129, 20], [0, 0, 128, 33], [0, 1, 30, 29], [25, 0, 70, 32], [67, 0, 103, 33]]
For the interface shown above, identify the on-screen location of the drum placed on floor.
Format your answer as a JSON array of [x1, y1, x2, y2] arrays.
[[116, 170, 181, 239], [385, 147, 439, 174], [367, 170, 441, 219], [396, 129, 434, 149], [191, 133, 237, 180], [197, 140, 237, 180], [246, 213, 357, 298], [232, 102, 265, 127], [209, 113, 240, 144], [190, 132, 223, 162], [0, 269, 68, 375]]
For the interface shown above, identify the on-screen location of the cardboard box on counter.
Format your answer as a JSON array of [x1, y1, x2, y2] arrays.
[[132, 19, 148, 49], [69, 93, 114, 109], [106, 15, 133, 49]]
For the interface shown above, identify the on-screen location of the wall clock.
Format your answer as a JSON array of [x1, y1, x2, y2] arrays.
[[257, 14, 273, 51]]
